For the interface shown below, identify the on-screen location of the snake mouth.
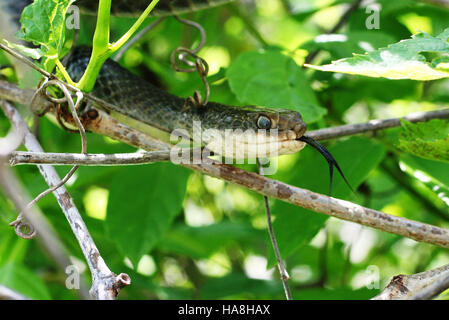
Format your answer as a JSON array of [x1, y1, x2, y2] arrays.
[[202, 128, 307, 159]]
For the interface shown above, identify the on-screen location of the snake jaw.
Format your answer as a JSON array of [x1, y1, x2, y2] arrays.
[[202, 127, 307, 159]]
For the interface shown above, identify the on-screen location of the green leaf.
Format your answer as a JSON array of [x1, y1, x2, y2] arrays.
[[301, 31, 396, 59], [0, 263, 51, 299], [0, 225, 29, 266], [199, 273, 282, 299], [226, 49, 327, 123], [106, 163, 190, 265], [17, 0, 74, 60], [398, 119, 449, 162], [306, 28, 449, 80], [160, 222, 263, 259], [400, 154, 449, 189], [268, 137, 386, 266]]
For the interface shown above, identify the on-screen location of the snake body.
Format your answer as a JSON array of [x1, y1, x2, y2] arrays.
[[2, 0, 308, 158], [66, 47, 307, 158]]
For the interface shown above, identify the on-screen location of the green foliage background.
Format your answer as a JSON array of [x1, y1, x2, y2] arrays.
[[1, 0, 449, 299]]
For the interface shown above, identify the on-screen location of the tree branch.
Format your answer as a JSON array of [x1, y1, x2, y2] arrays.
[[257, 158, 292, 300], [307, 108, 449, 140], [1, 100, 130, 299], [373, 264, 449, 300], [8, 150, 172, 166], [2, 81, 449, 251]]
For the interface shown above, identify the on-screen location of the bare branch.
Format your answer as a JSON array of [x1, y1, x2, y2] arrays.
[[0, 79, 52, 114], [0, 101, 91, 299], [1, 100, 130, 300], [16, 81, 88, 220], [373, 264, 449, 300], [307, 108, 449, 141], [9, 150, 172, 166], [257, 159, 292, 300], [188, 161, 449, 248], [2, 82, 449, 250]]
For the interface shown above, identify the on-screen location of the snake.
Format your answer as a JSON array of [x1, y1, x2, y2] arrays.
[[2, 0, 351, 191]]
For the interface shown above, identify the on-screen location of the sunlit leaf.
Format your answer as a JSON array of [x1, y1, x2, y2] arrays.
[[16, 0, 74, 62], [160, 222, 263, 259], [306, 28, 449, 80]]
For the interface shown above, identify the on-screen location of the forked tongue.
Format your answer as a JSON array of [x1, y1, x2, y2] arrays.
[[299, 135, 354, 196]]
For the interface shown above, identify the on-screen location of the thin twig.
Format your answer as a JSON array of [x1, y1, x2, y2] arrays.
[[1, 100, 130, 300], [8, 150, 172, 166], [307, 108, 449, 141], [411, 273, 449, 300], [257, 158, 292, 300], [0, 114, 90, 299], [8, 148, 201, 166]]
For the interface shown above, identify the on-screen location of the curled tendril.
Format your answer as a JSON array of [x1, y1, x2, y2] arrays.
[[170, 16, 210, 107], [10, 216, 36, 239]]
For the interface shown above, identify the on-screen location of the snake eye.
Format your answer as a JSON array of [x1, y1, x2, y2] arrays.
[[257, 115, 272, 129]]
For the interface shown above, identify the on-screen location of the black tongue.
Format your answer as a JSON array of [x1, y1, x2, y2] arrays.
[[298, 135, 354, 196]]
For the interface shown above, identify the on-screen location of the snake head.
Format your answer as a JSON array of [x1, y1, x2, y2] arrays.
[[198, 104, 307, 159]]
